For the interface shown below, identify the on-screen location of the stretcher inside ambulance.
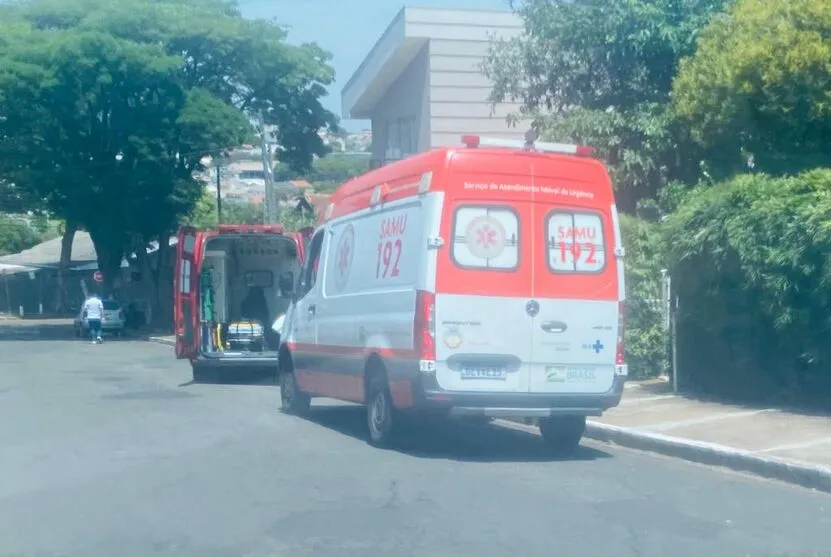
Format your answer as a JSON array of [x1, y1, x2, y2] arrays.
[[174, 225, 310, 378]]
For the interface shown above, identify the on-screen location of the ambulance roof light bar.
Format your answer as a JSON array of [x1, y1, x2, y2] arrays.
[[460, 134, 595, 157]]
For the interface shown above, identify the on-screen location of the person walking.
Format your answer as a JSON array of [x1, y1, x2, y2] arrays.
[[82, 293, 105, 344]]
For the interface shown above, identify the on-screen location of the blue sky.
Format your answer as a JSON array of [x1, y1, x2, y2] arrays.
[[238, 0, 512, 131]]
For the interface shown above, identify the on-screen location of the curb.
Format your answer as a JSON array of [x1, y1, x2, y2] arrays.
[[497, 419, 831, 493], [147, 336, 175, 347], [584, 422, 831, 493]]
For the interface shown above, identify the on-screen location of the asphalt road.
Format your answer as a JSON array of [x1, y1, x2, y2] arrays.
[[1, 331, 830, 557]]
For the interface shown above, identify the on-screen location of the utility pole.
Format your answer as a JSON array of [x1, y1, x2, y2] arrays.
[[258, 111, 277, 224], [215, 155, 223, 225]]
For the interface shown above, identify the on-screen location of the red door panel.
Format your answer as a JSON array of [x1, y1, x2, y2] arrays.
[[174, 227, 199, 359]]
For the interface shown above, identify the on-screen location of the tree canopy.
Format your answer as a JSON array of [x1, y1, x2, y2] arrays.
[[484, 0, 727, 211], [273, 153, 370, 193], [0, 216, 43, 256], [673, 0, 831, 177], [0, 0, 338, 289]]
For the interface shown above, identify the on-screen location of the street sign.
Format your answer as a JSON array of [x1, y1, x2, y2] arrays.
[[93, 271, 103, 283]]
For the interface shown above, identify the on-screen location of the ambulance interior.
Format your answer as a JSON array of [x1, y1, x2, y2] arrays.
[[198, 234, 300, 358]]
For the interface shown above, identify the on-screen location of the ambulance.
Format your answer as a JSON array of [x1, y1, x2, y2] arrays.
[[173, 224, 311, 381], [278, 135, 627, 452]]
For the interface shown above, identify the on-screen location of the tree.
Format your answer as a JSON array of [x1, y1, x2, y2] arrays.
[[187, 192, 264, 229], [0, 215, 41, 256], [273, 153, 369, 193], [484, 0, 728, 211], [0, 23, 248, 286], [185, 190, 317, 232], [0, 0, 338, 321], [664, 169, 831, 402], [673, 0, 831, 178]]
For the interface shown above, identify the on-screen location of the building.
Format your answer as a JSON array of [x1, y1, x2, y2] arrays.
[[0, 231, 171, 318], [341, 7, 531, 167]]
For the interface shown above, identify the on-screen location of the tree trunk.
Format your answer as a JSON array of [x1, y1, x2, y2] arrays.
[[55, 221, 77, 313], [135, 233, 171, 330], [87, 229, 125, 297], [150, 234, 169, 328]]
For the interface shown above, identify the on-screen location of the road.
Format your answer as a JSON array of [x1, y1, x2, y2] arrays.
[[1, 332, 830, 557]]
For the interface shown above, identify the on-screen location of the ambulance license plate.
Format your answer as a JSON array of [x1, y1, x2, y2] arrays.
[[460, 366, 507, 380]]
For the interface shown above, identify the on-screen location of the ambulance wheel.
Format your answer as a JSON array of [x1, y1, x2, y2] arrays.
[[539, 415, 586, 456], [280, 363, 310, 415], [366, 367, 397, 448], [191, 363, 215, 383]]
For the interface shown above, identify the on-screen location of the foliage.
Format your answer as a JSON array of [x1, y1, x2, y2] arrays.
[[187, 193, 263, 230], [484, 0, 728, 210], [673, 0, 831, 178], [664, 169, 831, 402], [0, 0, 337, 291], [620, 215, 668, 378], [0, 215, 42, 256], [186, 191, 316, 232], [537, 104, 680, 210], [276, 204, 318, 232], [274, 154, 369, 193]]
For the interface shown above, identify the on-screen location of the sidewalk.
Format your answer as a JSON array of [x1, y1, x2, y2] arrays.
[[148, 335, 175, 346], [581, 379, 831, 492], [145, 336, 831, 490]]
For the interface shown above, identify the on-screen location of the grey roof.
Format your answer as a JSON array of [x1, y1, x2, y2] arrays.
[[0, 232, 178, 275], [0, 231, 97, 274]]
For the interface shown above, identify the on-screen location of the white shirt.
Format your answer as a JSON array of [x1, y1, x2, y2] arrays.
[[83, 297, 104, 320]]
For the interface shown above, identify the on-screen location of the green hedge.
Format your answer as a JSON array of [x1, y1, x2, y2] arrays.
[[620, 214, 668, 379], [664, 169, 831, 403]]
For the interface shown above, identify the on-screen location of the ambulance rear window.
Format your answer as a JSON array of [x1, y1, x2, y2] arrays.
[[451, 205, 519, 271], [546, 211, 606, 273]]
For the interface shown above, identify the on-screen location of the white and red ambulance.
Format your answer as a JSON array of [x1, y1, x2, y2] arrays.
[[278, 135, 627, 452], [174, 224, 312, 381]]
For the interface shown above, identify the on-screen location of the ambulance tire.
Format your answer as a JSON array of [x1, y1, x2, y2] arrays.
[[280, 363, 311, 416], [365, 366, 397, 448], [191, 363, 216, 383], [539, 415, 586, 456]]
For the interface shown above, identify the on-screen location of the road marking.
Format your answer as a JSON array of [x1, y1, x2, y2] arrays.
[[640, 408, 776, 432], [619, 394, 678, 406], [754, 436, 831, 454]]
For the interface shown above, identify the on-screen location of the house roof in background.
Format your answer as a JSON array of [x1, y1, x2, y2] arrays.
[[0, 232, 177, 275], [0, 231, 97, 274]]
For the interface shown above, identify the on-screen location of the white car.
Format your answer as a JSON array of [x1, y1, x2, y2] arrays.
[[74, 299, 127, 338]]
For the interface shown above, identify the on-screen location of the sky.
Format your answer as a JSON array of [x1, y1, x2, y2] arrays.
[[238, 0, 512, 131]]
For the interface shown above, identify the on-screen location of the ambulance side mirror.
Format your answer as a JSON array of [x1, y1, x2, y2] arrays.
[[278, 272, 294, 297]]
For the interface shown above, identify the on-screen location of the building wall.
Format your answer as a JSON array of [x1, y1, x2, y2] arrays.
[[428, 38, 528, 147], [369, 44, 430, 163], [363, 8, 532, 164], [402, 8, 529, 148]]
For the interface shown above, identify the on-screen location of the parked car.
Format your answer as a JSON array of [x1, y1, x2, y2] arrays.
[[74, 299, 127, 338]]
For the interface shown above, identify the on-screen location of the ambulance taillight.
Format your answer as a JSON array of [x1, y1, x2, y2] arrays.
[[414, 290, 436, 362]]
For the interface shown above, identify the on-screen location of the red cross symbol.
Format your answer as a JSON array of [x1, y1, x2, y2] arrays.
[[337, 238, 350, 275], [476, 225, 497, 248]]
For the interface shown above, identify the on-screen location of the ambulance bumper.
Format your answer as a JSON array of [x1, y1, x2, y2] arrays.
[[196, 354, 278, 368], [415, 375, 625, 418]]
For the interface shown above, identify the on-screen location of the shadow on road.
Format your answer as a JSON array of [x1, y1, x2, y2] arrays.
[[186, 367, 276, 387], [0, 323, 153, 342], [303, 405, 613, 463], [0, 322, 82, 341]]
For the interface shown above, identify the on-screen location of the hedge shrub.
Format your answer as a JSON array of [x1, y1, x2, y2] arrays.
[[620, 214, 668, 379], [663, 169, 831, 403]]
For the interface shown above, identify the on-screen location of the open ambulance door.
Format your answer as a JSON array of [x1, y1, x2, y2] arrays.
[[297, 226, 314, 258], [174, 227, 199, 359]]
